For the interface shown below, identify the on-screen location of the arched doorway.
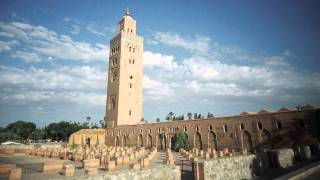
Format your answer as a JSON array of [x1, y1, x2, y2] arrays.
[[115, 136, 120, 147], [138, 134, 143, 147], [85, 137, 91, 146], [194, 132, 203, 150], [209, 131, 218, 150], [147, 134, 152, 148], [242, 131, 253, 152], [122, 135, 127, 147], [260, 129, 272, 149]]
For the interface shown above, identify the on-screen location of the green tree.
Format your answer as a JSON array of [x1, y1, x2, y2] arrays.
[[6, 121, 36, 139], [207, 112, 214, 118], [181, 114, 184, 120], [187, 112, 192, 120], [156, 118, 160, 122], [46, 121, 83, 142], [172, 132, 189, 151], [30, 129, 47, 140], [194, 113, 198, 119], [166, 112, 175, 121], [99, 119, 106, 128]]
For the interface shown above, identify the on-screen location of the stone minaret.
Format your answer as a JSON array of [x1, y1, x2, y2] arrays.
[[106, 8, 143, 127]]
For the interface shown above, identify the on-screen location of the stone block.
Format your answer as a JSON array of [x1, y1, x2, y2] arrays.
[[42, 161, 63, 173], [83, 159, 100, 169], [205, 152, 210, 160], [0, 164, 16, 175], [218, 151, 224, 157], [122, 156, 129, 165], [62, 164, 74, 177], [129, 153, 135, 160], [271, 148, 294, 168], [129, 162, 140, 169], [106, 161, 115, 172], [199, 150, 204, 157], [142, 158, 150, 167], [242, 148, 248, 155], [85, 168, 98, 175], [9, 167, 21, 180], [301, 146, 312, 160], [186, 154, 193, 160], [116, 156, 123, 166]]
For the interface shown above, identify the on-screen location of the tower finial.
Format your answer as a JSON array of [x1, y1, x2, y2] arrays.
[[125, 7, 130, 16]]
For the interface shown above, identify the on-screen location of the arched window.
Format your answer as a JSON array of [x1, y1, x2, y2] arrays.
[[223, 124, 228, 133], [133, 59, 135, 64], [257, 122, 262, 130], [130, 75, 133, 79], [129, 47, 132, 52], [299, 120, 305, 128], [149, 129, 152, 133], [277, 121, 282, 129], [112, 98, 116, 109], [184, 126, 187, 132], [129, 83, 132, 88], [240, 123, 244, 130], [129, 110, 132, 116], [209, 125, 213, 131]]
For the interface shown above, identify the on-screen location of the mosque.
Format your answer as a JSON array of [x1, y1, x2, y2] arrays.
[[69, 9, 320, 152]]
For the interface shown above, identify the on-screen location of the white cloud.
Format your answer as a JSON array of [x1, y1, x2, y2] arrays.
[[153, 32, 211, 54], [143, 51, 178, 71], [142, 51, 320, 107], [0, 65, 106, 106], [71, 25, 81, 35], [0, 21, 108, 62], [11, 51, 41, 63], [86, 25, 105, 37], [0, 40, 19, 52]]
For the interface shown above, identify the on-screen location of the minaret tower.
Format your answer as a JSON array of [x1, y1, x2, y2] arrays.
[[106, 8, 144, 127]]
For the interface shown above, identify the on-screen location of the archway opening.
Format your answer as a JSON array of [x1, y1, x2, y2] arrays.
[[194, 132, 203, 150], [260, 129, 272, 149], [115, 136, 120, 147], [147, 134, 152, 148], [123, 135, 127, 147], [138, 134, 143, 147], [242, 131, 253, 152], [209, 131, 218, 150]]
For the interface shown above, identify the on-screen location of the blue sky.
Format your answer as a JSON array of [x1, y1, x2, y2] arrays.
[[0, 0, 320, 127]]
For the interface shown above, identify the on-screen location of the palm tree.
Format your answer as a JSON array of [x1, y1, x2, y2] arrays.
[[166, 112, 175, 121], [86, 116, 91, 128]]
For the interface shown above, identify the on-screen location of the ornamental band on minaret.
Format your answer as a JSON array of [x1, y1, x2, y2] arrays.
[[106, 8, 144, 127]]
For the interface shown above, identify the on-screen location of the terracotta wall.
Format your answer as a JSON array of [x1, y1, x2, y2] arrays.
[[105, 109, 319, 151]]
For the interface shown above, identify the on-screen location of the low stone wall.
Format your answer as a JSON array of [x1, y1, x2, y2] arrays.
[[0, 143, 63, 154], [270, 148, 295, 168], [75, 165, 180, 180], [195, 153, 269, 180]]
